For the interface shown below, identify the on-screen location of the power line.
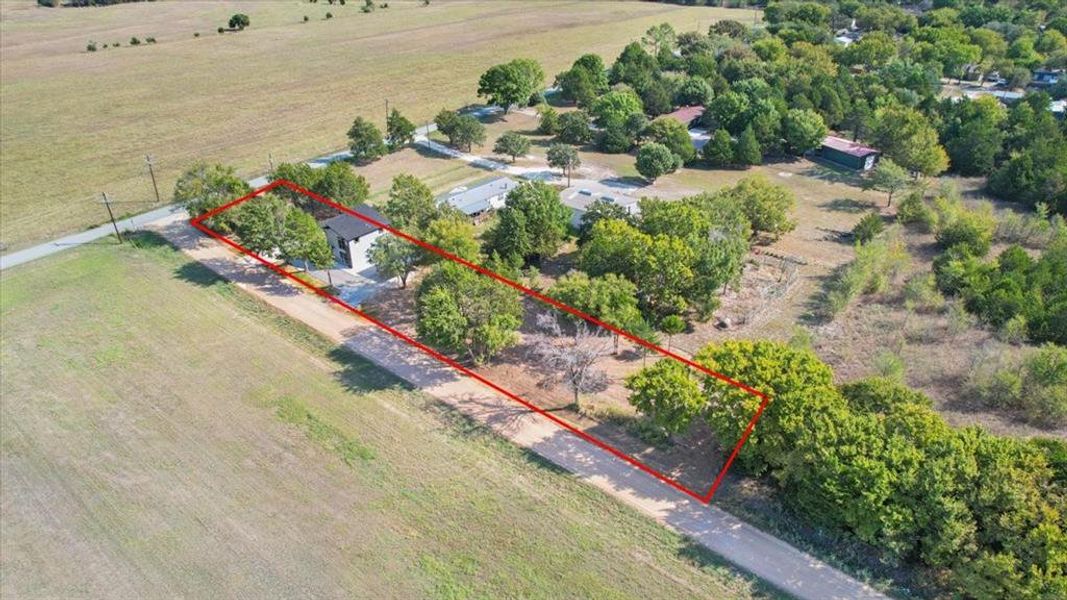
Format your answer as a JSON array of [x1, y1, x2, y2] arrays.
[[100, 192, 123, 243], [145, 155, 161, 204]]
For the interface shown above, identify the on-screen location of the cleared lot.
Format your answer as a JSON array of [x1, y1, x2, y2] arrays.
[[0, 235, 774, 599]]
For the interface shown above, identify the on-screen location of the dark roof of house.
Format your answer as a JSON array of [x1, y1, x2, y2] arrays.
[[821, 135, 879, 158], [321, 205, 388, 240]]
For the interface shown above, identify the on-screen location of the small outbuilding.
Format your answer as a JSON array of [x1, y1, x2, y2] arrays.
[[440, 177, 519, 222], [321, 205, 389, 273], [816, 135, 880, 171]]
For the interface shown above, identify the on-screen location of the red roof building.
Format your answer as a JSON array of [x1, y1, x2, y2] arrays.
[[663, 105, 706, 128], [817, 135, 880, 170]]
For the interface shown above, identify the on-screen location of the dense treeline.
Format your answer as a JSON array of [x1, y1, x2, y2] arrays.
[[537, 0, 1067, 213], [935, 233, 1067, 345], [626, 341, 1067, 597]]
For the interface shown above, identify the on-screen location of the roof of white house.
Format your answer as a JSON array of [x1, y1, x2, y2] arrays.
[[562, 188, 640, 214], [963, 89, 1025, 103], [442, 177, 519, 216], [321, 205, 388, 240]]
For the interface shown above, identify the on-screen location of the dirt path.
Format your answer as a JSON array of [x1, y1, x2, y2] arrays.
[[149, 212, 888, 600]]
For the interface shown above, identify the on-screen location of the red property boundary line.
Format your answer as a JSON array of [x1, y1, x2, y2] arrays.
[[191, 179, 771, 504]]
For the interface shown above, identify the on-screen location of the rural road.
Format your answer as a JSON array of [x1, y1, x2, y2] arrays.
[[150, 211, 890, 600], [0, 106, 501, 272]]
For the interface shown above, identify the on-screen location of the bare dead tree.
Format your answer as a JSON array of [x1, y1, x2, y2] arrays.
[[529, 312, 613, 408]]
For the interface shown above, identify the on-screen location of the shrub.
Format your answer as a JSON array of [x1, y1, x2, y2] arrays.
[[823, 229, 910, 318], [852, 212, 884, 243], [536, 105, 559, 135], [326, 11, 334, 18], [895, 190, 935, 231], [932, 196, 995, 256], [997, 314, 1029, 344], [130, 37, 141, 46], [969, 344, 1067, 426], [873, 349, 905, 382], [228, 13, 250, 30], [87, 41, 98, 52], [194, 32, 200, 38], [303, 15, 309, 22], [145, 37, 156, 44], [902, 273, 944, 312], [217, 27, 225, 34]]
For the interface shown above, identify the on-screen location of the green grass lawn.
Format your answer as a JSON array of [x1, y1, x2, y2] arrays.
[[0, 0, 753, 250], [0, 233, 778, 599]]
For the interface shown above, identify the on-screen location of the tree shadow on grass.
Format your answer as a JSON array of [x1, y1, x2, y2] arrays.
[[819, 198, 873, 213], [676, 538, 789, 599], [326, 345, 412, 395]]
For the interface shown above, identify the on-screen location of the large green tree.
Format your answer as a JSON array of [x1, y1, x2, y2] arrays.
[[870, 105, 948, 176], [863, 159, 911, 207], [643, 117, 697, 164], [281, 208, 333, 271], [477, 58, 545, 111], [485, 182, 570, 264], [493, 131, 531, 162], [635, 142, 681, 182], [781, 108, 828, 155], [383, 174, 439, 232], [347, 117, 387, 163], [547, 143, 581, 186], [173, 162, 252, 231], [232, 194, 289, 256], [626, 359, 704, 433], [369, 234, 420, 288], [416, 262, 523, 363], [591, 89, 644, 129], [385, 108, 416, 151], [725, 176, 796, 239]]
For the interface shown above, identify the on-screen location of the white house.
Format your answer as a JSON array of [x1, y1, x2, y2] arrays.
[[440, 177, 519, 222], [321, 205, 389, 273], [562, 189, 640, 228]]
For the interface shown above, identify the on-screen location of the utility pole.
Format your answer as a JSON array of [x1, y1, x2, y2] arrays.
[[145, 155, 161, 204], [268, 152, 275, 173], [385, 99, 390, 126], [101, 192, 123, 243]]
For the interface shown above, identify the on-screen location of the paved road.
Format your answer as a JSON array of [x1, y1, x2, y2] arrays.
[[150, 211, 890, 600], [0, 203, 186, 270], [0, 106, 502, 272]]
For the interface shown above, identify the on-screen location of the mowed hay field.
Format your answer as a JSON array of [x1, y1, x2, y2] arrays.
[[0, 0, 754, 250], [0, 236, 776, 599]]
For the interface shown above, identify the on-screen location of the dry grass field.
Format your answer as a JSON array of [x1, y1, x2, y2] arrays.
[[0, 234, 777, 599], [0, 0, 754, 250]]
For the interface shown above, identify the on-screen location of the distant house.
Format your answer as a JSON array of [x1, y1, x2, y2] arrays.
[[816, 135, 880, 171], [1032, 69, 1063, 88], [963, 89, 1025, 105], [440, 177, 519, 222], [321, 206, 389, 272], [562, 188, 640, 228], [663, 105, 706, 129], [1053, 99, 1066, 120]]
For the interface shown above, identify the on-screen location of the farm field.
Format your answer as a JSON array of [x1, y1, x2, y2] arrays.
[[0, 234, 776, 599], [0, 0, 754, 251]]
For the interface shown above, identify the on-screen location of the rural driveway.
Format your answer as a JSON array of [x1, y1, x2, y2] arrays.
[[150, 211, 889, 600]]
